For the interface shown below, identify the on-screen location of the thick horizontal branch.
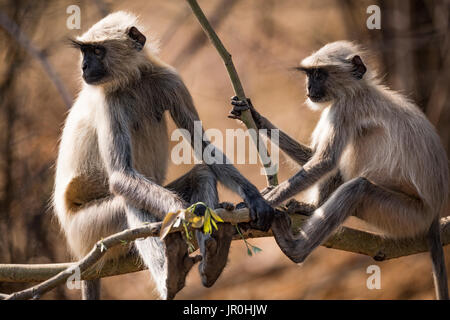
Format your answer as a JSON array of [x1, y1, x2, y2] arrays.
[[1, 209, 449, 294]]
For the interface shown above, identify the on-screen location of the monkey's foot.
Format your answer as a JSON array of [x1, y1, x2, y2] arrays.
[[217, 201, 235, 211], [164, 232, 201, 300], [285, 199, 316, 216], [196, 223, 235, 287], [260, 186, 275, 197], [271, 211, 305, 263]]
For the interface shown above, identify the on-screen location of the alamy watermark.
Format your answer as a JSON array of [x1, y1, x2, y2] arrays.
[[366, 265, 381, 290], [366, 5, 381, 30], [171, 121, 279, 176], [66, 5, 81, 30], [66, 265, 81, 290]]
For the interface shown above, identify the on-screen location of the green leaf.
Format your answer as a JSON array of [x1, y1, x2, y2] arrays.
[[251, 246, 263, 254], [203, 211, 212, 234], [210, 209, 224, 223], [235, 225, 263, 256], [235, 225, 244, 238], [211, 217, 218, 230], [183, 221, 192, 240], [187, 242, 195, 253]]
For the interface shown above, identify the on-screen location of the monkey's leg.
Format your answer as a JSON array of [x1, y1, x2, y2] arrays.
[[271, 177, 369, 263], [317, 172, 343, 206], [125, 204, 200, 300], [66, 196, 128, 300], [353, 184, 448, 300], [124, 164, 232, 299], [81, 279, 100, 300], [166, 164, 235, 288], [272, 177, 427, 264], [285, 172, 343, 215], [427, 218, 449, 300]]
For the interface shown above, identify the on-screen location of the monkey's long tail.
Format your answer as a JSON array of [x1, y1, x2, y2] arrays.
[[427, 218, 449, 300]]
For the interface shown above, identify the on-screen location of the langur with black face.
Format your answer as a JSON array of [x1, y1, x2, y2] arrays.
[[230, 41, 449, 299], [53, 12, 275, 300]]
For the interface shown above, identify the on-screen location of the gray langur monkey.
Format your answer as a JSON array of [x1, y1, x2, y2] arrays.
[[230, 41, 449, 299], [53, 11, 275, 300]]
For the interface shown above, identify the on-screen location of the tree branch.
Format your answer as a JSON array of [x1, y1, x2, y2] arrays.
[[185, 0, 278, 187], [1, 207, 449, 300], [173, 0, 238, 68]]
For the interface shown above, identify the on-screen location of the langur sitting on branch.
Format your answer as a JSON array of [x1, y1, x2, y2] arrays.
[[53, 11, 275, 300], [230, 41, 449, 299]]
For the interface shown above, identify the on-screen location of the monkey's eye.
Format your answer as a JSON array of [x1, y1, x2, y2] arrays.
[[314, 69, 327, 82], [93, 46, 105, 58]]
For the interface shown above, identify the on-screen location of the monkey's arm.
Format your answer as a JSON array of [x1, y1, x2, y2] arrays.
[[230, 97, 312, 165], [169, 85, 275, 231], [97, 108, 186, 220], [264, 132, 345, 207]]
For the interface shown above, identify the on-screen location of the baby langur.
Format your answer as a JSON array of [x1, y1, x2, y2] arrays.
[[53, 11, 274, 300], [231, 41, 449, 299]]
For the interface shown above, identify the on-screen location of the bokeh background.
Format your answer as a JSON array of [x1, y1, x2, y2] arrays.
[[0, 0, 449, 299]]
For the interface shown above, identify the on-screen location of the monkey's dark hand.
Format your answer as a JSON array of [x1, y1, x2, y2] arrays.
[[285, 199, 316, 216], [244, 195, 275, 232], [228, 96, 262, 127], [164, 232, 202, 300], [196, 224, 234, 288], [260, 185, 275, 197], [194, 203, 234, 288]]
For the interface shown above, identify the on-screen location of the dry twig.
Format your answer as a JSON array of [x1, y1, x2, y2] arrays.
[[185, 0, 278, 187]]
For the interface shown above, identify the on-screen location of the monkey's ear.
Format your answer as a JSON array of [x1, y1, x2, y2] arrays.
[[128, 26, 146, 51], [350, 55, 367, 79]]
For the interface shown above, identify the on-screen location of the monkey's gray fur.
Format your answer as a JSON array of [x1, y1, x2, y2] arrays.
[[231, 41, 449, 299], [53, 11, 274, 300]]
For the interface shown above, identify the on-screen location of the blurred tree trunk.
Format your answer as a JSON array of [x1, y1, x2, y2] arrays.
[[381, 0, 449, 152], [0, 0, 26, 265], [0, 0, 66, 298], [340, 0, 450, 153]]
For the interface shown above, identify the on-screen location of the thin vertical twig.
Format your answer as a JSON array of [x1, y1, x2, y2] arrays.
[[185, 0, 278, 187], [172, 0, 238, 67]]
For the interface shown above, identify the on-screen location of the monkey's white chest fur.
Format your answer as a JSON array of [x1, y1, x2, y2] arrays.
[[311, 106, 396, 184], [54, 85, 169, 225]]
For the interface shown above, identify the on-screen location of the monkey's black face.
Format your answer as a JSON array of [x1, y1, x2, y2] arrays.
[[302, 68, 329, 102], [79, 44, 108, 84]]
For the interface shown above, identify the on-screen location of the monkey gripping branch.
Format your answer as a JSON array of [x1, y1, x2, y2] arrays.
[[1, 204, 449, 300]]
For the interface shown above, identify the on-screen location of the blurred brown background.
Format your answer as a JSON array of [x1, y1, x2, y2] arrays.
[[0, 0, 449, 299]]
